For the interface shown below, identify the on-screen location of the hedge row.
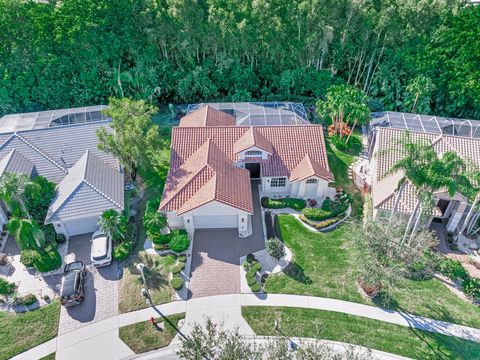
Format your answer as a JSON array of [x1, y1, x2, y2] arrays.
[[299, 214, 344, 230], [261, 197, 306, 211]]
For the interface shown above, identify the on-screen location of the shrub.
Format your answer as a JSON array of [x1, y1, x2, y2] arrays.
[[20, 293, 37, 306], [246, 253, 255, 263], [154, 243, 169, 251], [303, 208, 335, 221], [436, 258, 468, 280], [56, 233, 67, 244], [20, 249, 40, 268], [170, 276, 184, 290], [252, 262, 262, 273], [151, 232, 171, 245], [266, 238, 285, 260], [172, 262, 186, 274], [178, 254, 187, 263], [246, 274, 256, 286], [34, 245, 62, 272], [463, 277, 480, 301], [0, 278, 15, 295], [41, 224, 57, 244], [261, 197, 306, 211], [250, 282, 261, 292], [170, 231, 190, 253], [113, 240, 133, 261]]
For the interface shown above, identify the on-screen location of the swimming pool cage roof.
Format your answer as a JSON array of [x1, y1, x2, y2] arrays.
[[371, 111, 480, 139], [0, 105, 109, 133], [186, 102, 309, 126]]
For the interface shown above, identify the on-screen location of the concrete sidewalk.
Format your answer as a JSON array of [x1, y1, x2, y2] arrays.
[[12, 293, 480, 360]]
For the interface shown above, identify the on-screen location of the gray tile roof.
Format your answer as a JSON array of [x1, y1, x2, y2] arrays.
[[0, 149, 35, 179], [0, 121, 118, 184], [45, 150, 123, 223]]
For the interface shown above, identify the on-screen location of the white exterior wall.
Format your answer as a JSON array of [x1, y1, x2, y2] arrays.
[[166, 201, 252, 237], [262, 176, 330, 200]]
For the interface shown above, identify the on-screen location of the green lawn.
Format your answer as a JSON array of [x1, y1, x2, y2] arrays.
[[119, 313, 185, 354], [0, 301, 60, 360], [242, 307, 480, 360], [265, 215, 480, 329]]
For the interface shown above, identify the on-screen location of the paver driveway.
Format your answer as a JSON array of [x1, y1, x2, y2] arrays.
[[189, 181, 265, 298], [58, 234, 120, 335]]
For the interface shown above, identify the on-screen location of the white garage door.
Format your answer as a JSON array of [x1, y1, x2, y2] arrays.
[[63, 216, 100, 237], [194, 215, 238, 229]]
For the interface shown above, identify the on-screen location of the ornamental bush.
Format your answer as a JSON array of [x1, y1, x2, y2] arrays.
[[20, 249, 40, 268], [172, 262, 186, 274], [436, 257, 468, 280], [261, 197, 306, 211], [170, 276, 184, 290], [250, 282, 261, 292], [266, 238, 285, 260], [0, 278, 15, 295], [113, 240, 133, 261], [463, 277, 480, 301], [170, 230, 190, 253], [246, 274, 256, 287], [151, 233, 171, 245], [20, 293, 37, 306]]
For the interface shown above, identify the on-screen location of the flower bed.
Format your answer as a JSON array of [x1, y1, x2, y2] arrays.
[[299, 214, 346, 230], [261, 197, 306, 211]]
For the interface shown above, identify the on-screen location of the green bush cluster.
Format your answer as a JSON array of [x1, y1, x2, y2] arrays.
[[261, 197, 306, 211], [0, 278, 15, 295], [462, 278, 480, 301], [244, 255, 262, 293], [21, 244, 62, 272], [172, 262, 186, 274], [113, 240, 133, 261], [170, 276, 184, 290], [19, 293, 37, 306], [435, 258, 468, 280], [152, 229, 190, 253], [302, 193, 349, 222]]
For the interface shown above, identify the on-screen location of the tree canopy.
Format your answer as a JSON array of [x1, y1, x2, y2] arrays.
[[0, 0, 478, 120]]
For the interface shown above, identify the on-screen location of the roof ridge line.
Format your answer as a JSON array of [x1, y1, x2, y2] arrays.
[[83, 178, 123, 210], [15, 133, 68, 173]]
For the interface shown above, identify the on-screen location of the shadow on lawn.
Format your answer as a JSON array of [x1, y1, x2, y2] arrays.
[[283, 262, 312, 285]]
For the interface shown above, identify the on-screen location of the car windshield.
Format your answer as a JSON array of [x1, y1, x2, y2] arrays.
[[61, 271, 77, 297], [91, 236, 108, 260], [64, 261, 83, 272]]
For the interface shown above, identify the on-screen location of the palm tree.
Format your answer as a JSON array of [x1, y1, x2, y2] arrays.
[[99, 209, 125, 241], [7, 216, 46, 253], [0, 173, 31, 217]]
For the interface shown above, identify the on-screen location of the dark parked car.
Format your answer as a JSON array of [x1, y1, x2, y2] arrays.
[[60, 261, 86, 307]]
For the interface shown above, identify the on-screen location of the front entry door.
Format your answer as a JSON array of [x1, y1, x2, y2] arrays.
[[245, 163, 260, 179]]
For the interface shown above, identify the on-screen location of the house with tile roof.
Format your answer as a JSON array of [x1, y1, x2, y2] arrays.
[[160, 104, 333, 237], [0, 107, 124, 239], [369, 112, 480, 238]]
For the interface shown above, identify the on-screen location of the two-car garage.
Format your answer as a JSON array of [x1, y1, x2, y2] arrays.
[[193, 214, 237, 229]]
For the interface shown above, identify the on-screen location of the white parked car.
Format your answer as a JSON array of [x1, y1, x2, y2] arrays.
[[90, 230, 112, 267]]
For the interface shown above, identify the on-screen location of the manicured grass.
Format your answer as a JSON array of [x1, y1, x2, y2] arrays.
[[0, 301, 60, 360], [261, 196, 306, 211], [119, 313, 185, 354], [242, 307, 480, 360], [265, 215, 480, 329], [40, 353, 55, 360], [118, 252, 176, 313], [325, 133, 363, 218]]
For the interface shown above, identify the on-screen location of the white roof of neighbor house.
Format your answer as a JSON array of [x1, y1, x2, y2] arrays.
[[45, 150, 124, 223], [372, 127, 480, 215], [0, 105, 109, 133]]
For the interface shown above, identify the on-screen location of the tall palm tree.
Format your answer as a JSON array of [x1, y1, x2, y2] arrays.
[[7, 216, 46, 253], [0, 172, 31, 217]]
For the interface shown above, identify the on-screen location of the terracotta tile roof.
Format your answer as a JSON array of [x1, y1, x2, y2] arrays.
[[290, 154, 333, 182], [372, 128, 480, 214], [159, 138, 253, 215], [233, 127, 274, 154], [179, 105, 236, 127], [161, 124, 332, 214]]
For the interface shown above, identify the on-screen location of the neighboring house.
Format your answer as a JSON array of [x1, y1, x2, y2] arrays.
[[160, 103, 333, 237], [369, 111, 480, 235], [0, 107, 124, 238]]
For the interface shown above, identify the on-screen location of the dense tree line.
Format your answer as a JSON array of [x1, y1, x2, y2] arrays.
[[0, 0, 478, 119]]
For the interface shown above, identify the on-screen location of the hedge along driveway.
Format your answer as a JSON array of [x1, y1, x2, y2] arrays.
[[265, 215, 480, 329]]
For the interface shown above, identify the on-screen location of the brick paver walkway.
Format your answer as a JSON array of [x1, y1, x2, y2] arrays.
[[189, 180, 265, 298], [58, 234, 120, 335]]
